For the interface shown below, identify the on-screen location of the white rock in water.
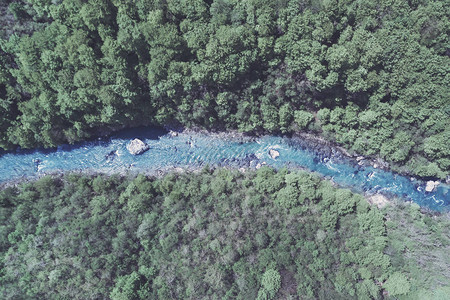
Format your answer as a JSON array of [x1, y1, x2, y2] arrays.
[[356, 156, 364, 161], [425, 180, 440, 192], [269, 149, 280, 159], [127, 139, 149, 155]]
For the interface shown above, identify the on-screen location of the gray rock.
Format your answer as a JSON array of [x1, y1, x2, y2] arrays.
[[425, 180, 440, 192], [127, 139, 149, 155], [269, 149, 280, 159], [255, 161, 267, 169], [367, 194, 390, 209]]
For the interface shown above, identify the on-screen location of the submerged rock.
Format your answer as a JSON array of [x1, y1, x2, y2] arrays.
[[425, 180, 440, 192], [105, 150, 116, 161], [269, 149, 280, 159], [127, 139, 149, 155]]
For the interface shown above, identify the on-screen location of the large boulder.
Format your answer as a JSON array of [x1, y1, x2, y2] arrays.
[[425, 180, 440, 192], [127, 139, 149, 155], [269, 149, 280, 159], [368, 194, 390, 209]]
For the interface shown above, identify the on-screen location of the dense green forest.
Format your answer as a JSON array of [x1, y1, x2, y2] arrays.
[[0, 0, 449, 178], [1, 2, 448, 299], [1, 168, 449, 299]]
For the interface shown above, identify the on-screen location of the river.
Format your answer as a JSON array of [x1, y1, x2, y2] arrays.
[[0, 127, 448, 211]]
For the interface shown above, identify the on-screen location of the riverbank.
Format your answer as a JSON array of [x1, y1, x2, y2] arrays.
[[294, 132, 388, 169], [1, 162, 447, 217]]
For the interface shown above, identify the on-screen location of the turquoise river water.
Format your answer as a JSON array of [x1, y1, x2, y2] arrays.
[[0, 127, 448, 211]]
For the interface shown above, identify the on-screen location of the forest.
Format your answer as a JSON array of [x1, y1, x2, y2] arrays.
[[1, 1, 449, 299], [1, 168, 449, 299], [0, 0, 449, 179]]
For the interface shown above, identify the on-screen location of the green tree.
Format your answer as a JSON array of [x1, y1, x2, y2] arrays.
[[384, 272, 411, 297], [257, 268, 281, 300]]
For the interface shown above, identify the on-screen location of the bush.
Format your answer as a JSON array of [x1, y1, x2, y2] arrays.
[[294, 110, 314, 130], [260, 268, 281, 299]]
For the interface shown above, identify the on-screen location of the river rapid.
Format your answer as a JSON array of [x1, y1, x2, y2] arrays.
[[0, 127, 448, 211]]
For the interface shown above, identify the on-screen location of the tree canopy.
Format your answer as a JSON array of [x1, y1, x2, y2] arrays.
[[0, 0, 448, 179], [0, 169, 449, 299]]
